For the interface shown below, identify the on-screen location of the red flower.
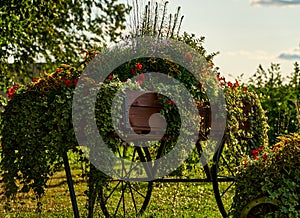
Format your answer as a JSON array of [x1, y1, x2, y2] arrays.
[[56, 68, 62, 73], [234, 80, 240, 87], [252, 149, 259, 160], [7, 84, 20, 99], [12, 85, 19, 89], [218, 75, 226, 87], [64, 80, 73, 87], [166, 99, 175, 106], [73, 78, 79, 84], [32, 78, 39, 82], [258, 146, 263, 151], [107, 75, 113, 80], [131, 68, 136, 75], [8, 93, 15, 99], [135, 62, 143, 70], [243, 87, 247, 92], [7, 89, 15, 99], [262, 154, 267, 160], [138, 79, 143, 85], [138, 73, 145, 80], [186, 55, 192, 60], [227, 81, 233, 88], [243, 160, 247, 166], [137, 73, 146, 85], [252, 149, 259, 156]]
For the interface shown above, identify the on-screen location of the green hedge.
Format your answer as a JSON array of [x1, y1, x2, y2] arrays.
[[232, 133, 300, 217]]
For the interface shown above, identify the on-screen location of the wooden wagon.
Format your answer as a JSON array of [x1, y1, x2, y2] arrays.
[[85, 89, 259, 218]]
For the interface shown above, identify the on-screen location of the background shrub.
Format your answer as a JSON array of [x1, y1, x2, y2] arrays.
[[232, 133, 300, 217], [248, 63, 300, 145]]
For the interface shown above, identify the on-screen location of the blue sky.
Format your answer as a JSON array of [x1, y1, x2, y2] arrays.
[[125, 0, 300, 82], [168, 0, 300, 82]]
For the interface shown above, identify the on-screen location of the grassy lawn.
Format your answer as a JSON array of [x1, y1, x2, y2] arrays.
[[0, 165, 229, 217]]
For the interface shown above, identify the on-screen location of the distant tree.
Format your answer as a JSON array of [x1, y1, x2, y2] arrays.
[[289, 62, 300, 126], [0, 0, 130, 90], [248, 62, 300, 144]]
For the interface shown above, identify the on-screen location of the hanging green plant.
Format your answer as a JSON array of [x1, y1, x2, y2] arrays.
[[232, 133, 300, 218]]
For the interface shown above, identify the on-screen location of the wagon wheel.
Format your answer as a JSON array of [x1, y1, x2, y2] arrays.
[[98, 144, 153, 218], [239, 196, 280, 218], [211, 135, 257, 217]]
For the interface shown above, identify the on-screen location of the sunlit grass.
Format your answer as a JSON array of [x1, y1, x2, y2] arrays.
[[0, 162, 232, 217]]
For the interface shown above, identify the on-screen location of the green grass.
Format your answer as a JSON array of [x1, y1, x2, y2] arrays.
[[0, 151, 232, 217], [0, 168, 230, 217], [142, 182, 223, 217]]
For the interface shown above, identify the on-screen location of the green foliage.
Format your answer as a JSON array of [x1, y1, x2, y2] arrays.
[[0, 63, 86, 199], [223, 79, 269, 155], [232, 133, 300, 217], [0, 40, 268, 216], [248, 62, 300, 144], [0, 0, 130, 90]]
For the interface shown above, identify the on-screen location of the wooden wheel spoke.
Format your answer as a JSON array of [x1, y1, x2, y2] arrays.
[[119, 147, 141, 178], [122, 162, 140, 179], [131, 147, 137, 161], [220, 154, 235, 177], [113, 188, 123, 216], [128, 183, 138, 213], [113, 181, 127, 216], [117, 146, 128, 177], [130, 184, 147, 199], [122, 183, 126, 217], [117, 145, 123, 158], [99, 142, 153, 217], [220, 181, 234, 198], [104, 180, 121, 204]]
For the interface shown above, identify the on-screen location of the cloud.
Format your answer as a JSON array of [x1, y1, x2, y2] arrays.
[[278, 47, 300, 60], [225, 48, 300, 61], [226, 50, 276, 61], [250, 0, 300, 7]]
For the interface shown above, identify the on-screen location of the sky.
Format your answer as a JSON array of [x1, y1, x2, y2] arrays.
[[124, 0, 300, 83]]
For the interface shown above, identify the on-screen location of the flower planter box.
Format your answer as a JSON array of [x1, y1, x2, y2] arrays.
[[122, 90, 252, 141], [122, 90, 211, 141], [124, 90, 164, 133]]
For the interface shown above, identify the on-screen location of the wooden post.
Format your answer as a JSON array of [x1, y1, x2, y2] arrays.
[[62, 151, 80, 218]]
